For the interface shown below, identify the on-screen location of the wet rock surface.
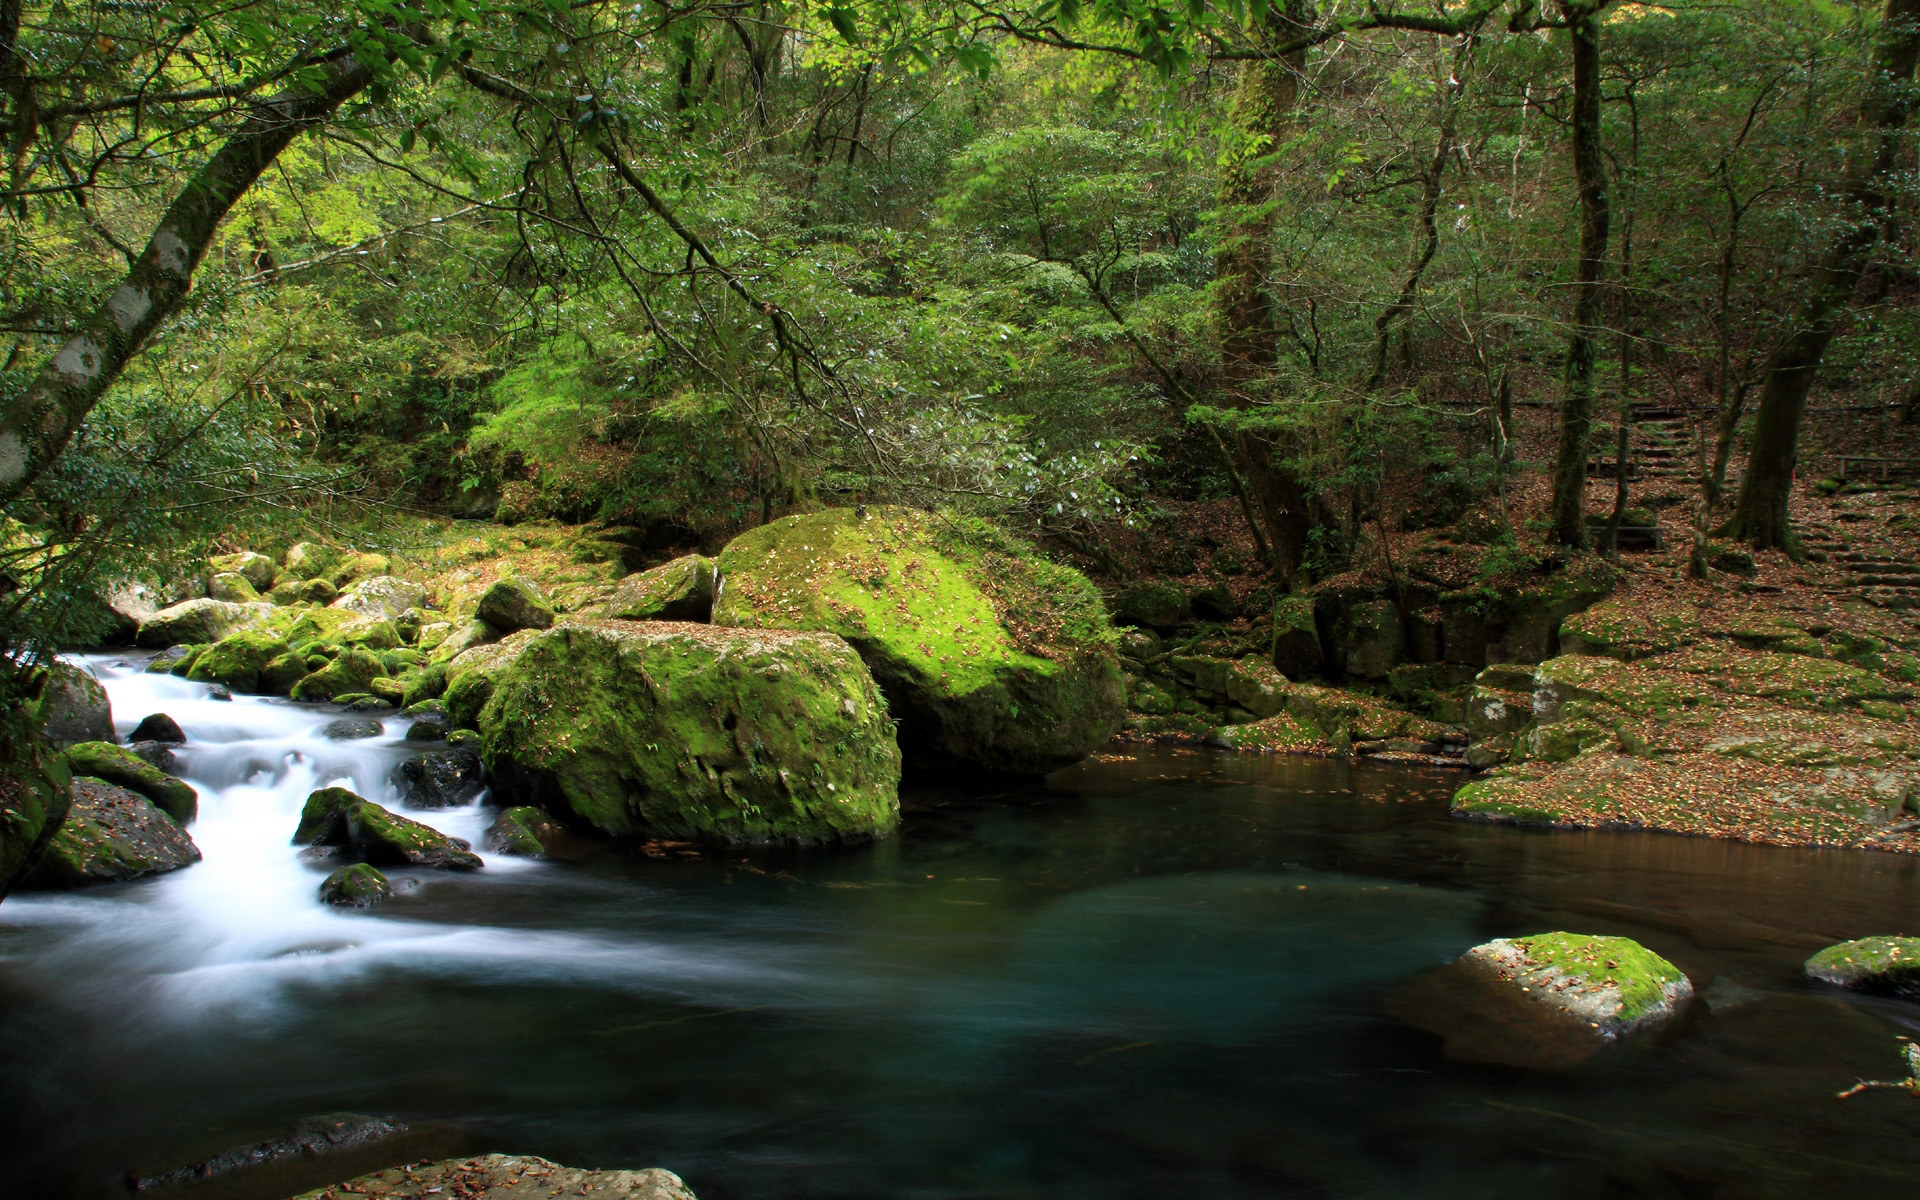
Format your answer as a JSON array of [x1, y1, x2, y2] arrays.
[[24, 779, 200, 888], [395, 748, 484, 808], [287, 1154, 697, 1200]]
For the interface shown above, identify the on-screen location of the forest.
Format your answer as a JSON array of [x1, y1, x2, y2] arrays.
[[2, 1, 1920, 1198]]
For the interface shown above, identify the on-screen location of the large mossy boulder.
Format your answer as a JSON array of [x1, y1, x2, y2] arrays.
[[332, 575, 427, 621], [187, 630, 292, 694], [211, 550, 277, 591], [283, 541, 341, 580], [605, 555, 716, 621], [1806, 937, 1920, 995], [292, 786, 482, 870], [32, 662, 113, 746], [319, 862, 392, 907], [476, 576, 555, 633], [485, 806, 565, 858], [0, 725, 73, 898], [1110, 582, 1190, 631], [478, 620, 901, 844], [207, 571, 261, 603], [25, 778, 200, 888], [289, 648, 387, 702], [64, 741, 196, 822], [712, 507, 1124, 775], [395, 748, 485, 809], [135, 598, 261, 647]]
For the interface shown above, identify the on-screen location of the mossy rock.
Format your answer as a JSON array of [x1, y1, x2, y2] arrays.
[[415, 621, 455, 653], [283, 541, 342, 579], [1515, 714, 1616, 763], [187, 630, 292, 693], [605, 554, 717, 622], [211, 550, 277, 590], [335, 615, 402, 650], [285, 608, 357, 645], [402, 662, 448, 707], [1805, 937, 1920, 994], [1336, 598, 1405, 680], [1205, 712, 1326, 753], [1451, 776, 1564, 824], [31, 661, 114, 746], [1462, 932, 1692, 1037], [319, 862, 392, 908], [260, 651, 309, 695], [1659, 646, 1909, 709], [0, 724, 73, 897], [1559, 599, 1698, 661], [1110, 582, 1190, 631], [1534, 654, 1717, 720], [292, 786, 480, 869], [478, 620, 901, 845], [428, 619, 499, 664], [369, 676, 408, 703], [136, 598, 261, 648], [712, 507, 1123, 775], [395, 748, 484, 809], [63, 741, 195, 822], [289, 648, 388, 702], [294, 786, 362, 845], [294, 577, 339, 605], [207, 572, 261, 603], [476, 575, 555, 633], [168, 645, 206, 676], [24, 779, 200, 888], [1269, 594, 1323, 678], [332, 575, 427, 621], [485, 806, 564, 858], [330, 551, 393, 588], [1170, 655, 1286, 718]]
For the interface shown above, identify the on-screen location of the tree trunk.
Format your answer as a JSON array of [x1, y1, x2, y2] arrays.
[[1368, 56, 1464, 389], [0, 54, 374, 508], [1216, 1, 1315, 584], [1546, 1, 1611, 548], [1728, 0, 1920, 551]]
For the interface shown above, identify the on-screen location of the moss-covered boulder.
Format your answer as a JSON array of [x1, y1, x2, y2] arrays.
[[32, 662, 113, 746], [395, 748, 484, 809], [476, 576, 555, 632], [1335, 598, 1405, 680], [1461, 933, 1692, 1039], [1169, 655, 1287, 719], [207, 571, 261, 603], [211, 550, 276, 591], [135, 598, 259, 647], [319, 863, 392, 907], [330, 551, 393, 587], [24, 778, 200, 888], [605, 555, 716, 622], [332, 575, 426, 621], [479, 620, 900, 844], [129, 713, 185, 744], [713, 507, 1124, 775], [0, 723, 73, 898], [292, 786, 481, 869], [1110, 582, 1190, 631], [63, 742, 195, 822], [429, 619, 498, 663], [1806, 937, 1920, 994], [187, 630, 292, 693], [294, 577, 338, 605], [1559, 599, 1699, 661], [1269, 594, 1323, 678], [259, 652, 309, 695], [293, 786, 361, 844], [402, 662, 448, 708], [485, 806, 564, 857], [289, 648, 387, 702], [283, 541, 341, 579]]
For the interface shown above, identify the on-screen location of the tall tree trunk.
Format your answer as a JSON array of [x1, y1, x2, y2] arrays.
[[1546, 1, 1612, 548], [1728, 0, 1920, 551], [0, 55, 373, 507], [1368, 53, 1465, 390], [1216, 0, 1315, 583]]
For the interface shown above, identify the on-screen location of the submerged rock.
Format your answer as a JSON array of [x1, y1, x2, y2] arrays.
[[396, 748, 484, 808], [322, 717, 384, 741], [479, 620, 900, 844], [32, 662, 113, 746], [485, 806, 565, 857], [25, 779, 200, 888], [287, 1155, 696, 1200], [605, 554, 716, 621], [128, 712, 185, 744], [713, 506, 1124, 775], [319, 863, 393, 907], [131, 1112, 412, 1193], [1806, 937, 1920, 994], [477, 575, 556, 632], [63, 741, 196, 822]]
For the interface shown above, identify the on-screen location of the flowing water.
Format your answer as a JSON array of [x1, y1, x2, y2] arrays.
[[6, 656, 1920, 1199]]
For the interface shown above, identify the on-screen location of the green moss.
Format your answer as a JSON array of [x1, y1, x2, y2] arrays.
[[1806, 936, 1920, 989], [319, 862, 392, 907], [403, 662, 449, 707], [259, 652, 309, 695], [346, 800, 483, 869], [1452, 778, 1564, 824], [186, 630, 292, 693], [1501, 932, 1688, 1026], [478, 620, 901, 844], [63, 742, 195, 822], [1661, 646, 1907, 709], [713, 507, 1123, 774], [293, 786, 363, 844], [289, 648, 388, 702], [606, 554, 716, 621], [285, 609, 357, 645], [168, 644, 206, 676]]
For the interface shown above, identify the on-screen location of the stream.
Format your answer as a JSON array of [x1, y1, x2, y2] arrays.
[[6, 654, 1920, 1198]]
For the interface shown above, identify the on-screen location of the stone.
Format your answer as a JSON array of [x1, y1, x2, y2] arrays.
[[1338, 598, 1405, 680], [1805, 937, 1920, 994], [319, 863, 392, 907], [206, 571, 261, 603], [606, 554, 717, 621], [322, 718, 384, 741], [712, 507, 1124, 775], [1110, 582, 1190, 631], [135, 598, 256, 647], [405, 715, 447, 742], [1189, 581, 1236, 621], [402, 662, 448, 707], [294, 577, 338, 605], [1171, 655, 1287, 718], [260, 652, 309, 694], [415, 621, 454, 652], [290, 648, 388, 702], [211, 550, 277, 590], [0, 733, 72, 898], [282, 541, 341, 579], [292, 787, 481, 870], [129, 712, 185, 744], [126, 741, 175, 771], [330, 551, 393, 587], [286, 1155, 697, 1200], [479, 620, 901, 844], [32, 662, 113, 746], [485, 806, 564, 857], [24, 779, 201, 887], [476, 575, 556, 632], [186, 629, 292, 693], [131, 1113, 414, 1194], [1269, 594, 1323, 678], [429, 618, 498, 662], [1559, 598, 1699, 661], [62, 741, 196, 822], [396, 748, 485, 808], [206, 684, 232, 701], [331, 575, 427, 621]]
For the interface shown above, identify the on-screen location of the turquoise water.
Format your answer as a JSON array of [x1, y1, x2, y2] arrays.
[[6, 663, 1920, 1198]]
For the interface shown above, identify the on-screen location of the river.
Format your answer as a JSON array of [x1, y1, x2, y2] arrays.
[[4, 654, 1920, 1198]]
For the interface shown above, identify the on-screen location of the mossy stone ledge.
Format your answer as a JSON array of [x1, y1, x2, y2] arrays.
[[477, 619, 901, 845], [712, 506, 1124, 776], [1806, 936, 1920, 994]]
